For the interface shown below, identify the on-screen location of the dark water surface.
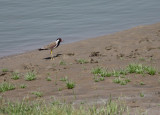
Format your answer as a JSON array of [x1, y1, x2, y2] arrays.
[[0, 0, 160, 57]]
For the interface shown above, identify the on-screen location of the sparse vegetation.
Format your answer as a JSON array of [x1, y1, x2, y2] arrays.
[[112, 70, 121, 77], [60, 76, 68, 82], [140, 92, 144, 97], [113, 77, 130, 85], [93, 76, 105, 82], [139, 57, 145, 61], [126, 63, 156, 75], [146, 66, 156, 75], [11, 72, 20, 80], [92, 63, 155, 85], [58, 88, 62, 91], [59, 60, 66, 65], [126, 63, 145, 74], [91, 67, 112, 77], [140, 82, 145, 85], [91, 67, 103, 74], [20, 84, 27, 89], [25, 71, 36, 81], [113, 78, 121, 84], [1, 68, 8, 72], [0, 82, 15, 92], [76, 59, 88, 64], [0, 97, 127, 115], [66, 80, 75, 89], [46, 77, 52, 81], [32, 91, 43, 97]]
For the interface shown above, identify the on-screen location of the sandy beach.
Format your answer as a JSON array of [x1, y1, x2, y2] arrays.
[[0, 23, 160, 114]]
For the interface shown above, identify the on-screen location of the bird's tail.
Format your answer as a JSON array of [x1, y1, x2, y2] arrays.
[[38, 47, 48, 51]]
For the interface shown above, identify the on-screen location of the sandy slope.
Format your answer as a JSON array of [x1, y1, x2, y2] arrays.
[[0, 23, 160, 114]]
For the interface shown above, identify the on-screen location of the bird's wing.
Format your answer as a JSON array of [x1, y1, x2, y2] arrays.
[[44, 41, 56, 50]]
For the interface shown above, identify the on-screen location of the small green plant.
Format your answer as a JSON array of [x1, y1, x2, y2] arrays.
[[113, 78, 121, 84], [126, 63, 145, 74], [146, 66, 156, 75], [99, 77, 105, 81], [113, 77, 130, 85], [59, 61, 66, 65], [91, 67, 103, 75], [11, 72, 20, 80], [120, 80, 127, 85], [119, 69, 128, 75], [46, 77, 52, 81], [139, 57, 145, 61], [58, 88, 62, 91], [25, 71, 36, 81], [2, 68, 8, 72], [60, 76, 68, 82], [100, 70, 110, 77], [76, 59, 88, 64], [93, 75, 105, 82], [20, 84, 27, 89], [140, 82, 145, 85], [0, 82, 15, 92], [140, 92, 144, 97], [125, 78, 131, 83], [126, 63, 156, 75], [112, 70, 120, 77], [106, 72, 112, 77], [32, 91, 43, 97], [47, 73, 50, 76], [66, 80, 75, 89], [91, 67, 111, 77], [93, 76, 100, 82]]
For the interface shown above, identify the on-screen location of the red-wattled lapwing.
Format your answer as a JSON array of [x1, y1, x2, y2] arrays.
[[39, 38, 63, 60]]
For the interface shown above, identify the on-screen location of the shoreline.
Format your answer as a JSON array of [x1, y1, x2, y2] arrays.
[[0, 22, 160, 114], [0, 22, 159, 59]]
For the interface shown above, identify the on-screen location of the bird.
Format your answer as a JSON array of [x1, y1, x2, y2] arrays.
[[38, 38, 63, 60]]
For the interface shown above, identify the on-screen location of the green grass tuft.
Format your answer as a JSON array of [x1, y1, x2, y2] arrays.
[[113, 77, 131, 85], [140, 92, 144, 97], [46, 77, 52, 81], [1, 68, 8, 72], [60, 76, 68, 82], [91, 67, 103, 75], [140, 82, 145, 85], [0, 97, 127, 115], [92, 67, 111, 77], [92, 63, 156, 85], [66, 80, 75, 89], [0, 82, 15, 92], [25, 72, 36, 81], [126, 63, 156, 75], [146, 66, 156, 75], [20, 84, 27, 89], [126, 63, 145, 74], [59, 61, 66, 65], [93, 76, 105, 82], [11, 72, 20, 80], [76, 59, 88, 64], [112, 70, 121, 77], [32, 91, 43, 97]]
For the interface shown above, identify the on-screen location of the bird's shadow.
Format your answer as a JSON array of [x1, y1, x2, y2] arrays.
[[44, 54, 63, 60]]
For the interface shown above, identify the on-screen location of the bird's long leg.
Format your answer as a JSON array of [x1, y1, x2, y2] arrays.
[[50, 50, 53, 60]]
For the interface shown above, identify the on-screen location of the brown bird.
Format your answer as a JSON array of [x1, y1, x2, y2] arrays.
[[39, 38, 63, 60]]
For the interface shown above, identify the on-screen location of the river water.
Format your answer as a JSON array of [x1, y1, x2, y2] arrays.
[[0, 0, 160, 57]]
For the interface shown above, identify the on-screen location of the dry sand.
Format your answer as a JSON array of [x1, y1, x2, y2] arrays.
[[0, 23, 160, 114]]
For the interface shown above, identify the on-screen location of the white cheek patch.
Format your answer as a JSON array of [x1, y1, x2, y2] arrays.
[[54, 40, 59, 48]]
